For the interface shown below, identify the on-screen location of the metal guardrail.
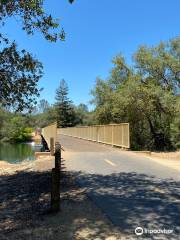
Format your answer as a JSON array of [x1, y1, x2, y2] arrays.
[[58, 123, 130, 148]]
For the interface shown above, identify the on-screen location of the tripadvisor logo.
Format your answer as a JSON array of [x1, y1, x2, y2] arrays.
[[135, 227, 143, 236], [135, 227, 173, 236]]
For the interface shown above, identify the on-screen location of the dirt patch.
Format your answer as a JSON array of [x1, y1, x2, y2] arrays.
[[151, 151, 180, 160], [130, 150, 180, 172], [0, 159, 125, 240]]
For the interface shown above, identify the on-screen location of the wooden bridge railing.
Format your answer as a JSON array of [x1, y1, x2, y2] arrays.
[[58, 123, 130, 148], [41, 122, 57, 154]]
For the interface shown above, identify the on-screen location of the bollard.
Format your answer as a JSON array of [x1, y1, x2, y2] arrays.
[[50, 137, 54, 156], [51, 142, 61, 212]]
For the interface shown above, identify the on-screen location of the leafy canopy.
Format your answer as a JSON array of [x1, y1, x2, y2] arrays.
[[0, 0, 74, 111], [91, 37, 180, 150], [0, 42, 43, 111], [0, 0, 74, 42]]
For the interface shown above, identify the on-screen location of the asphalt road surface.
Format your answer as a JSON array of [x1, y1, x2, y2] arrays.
[[59, 134, 180, 239]]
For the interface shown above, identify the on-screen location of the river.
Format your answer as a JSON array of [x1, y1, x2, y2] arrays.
[[0, 142, 42, 164]]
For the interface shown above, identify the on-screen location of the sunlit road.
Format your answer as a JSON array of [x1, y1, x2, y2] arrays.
[[59, 134, 180, 239], [59, 134, 180, 180]]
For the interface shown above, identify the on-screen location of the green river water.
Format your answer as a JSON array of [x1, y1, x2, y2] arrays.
[[0, 143, 42, 164]]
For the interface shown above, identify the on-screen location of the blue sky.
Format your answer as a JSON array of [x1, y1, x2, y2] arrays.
[[1, 0, 180, 108]]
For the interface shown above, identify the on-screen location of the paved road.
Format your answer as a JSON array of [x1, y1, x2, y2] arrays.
[[59, 135, 180, 239]]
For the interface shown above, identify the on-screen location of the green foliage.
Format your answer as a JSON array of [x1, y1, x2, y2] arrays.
[[0, 110, 33, 142], [0, 43, 43, 111], [170, 96, 180, 148], [0, 0, 73, 42], [74, 104, 97, 126], [32, 105, 57, 128], [134, 38, 180, 92], [0, 108, 12, 141], [0, 96, 95, 143], [55, 79, 76, 128], [32, 99, 50, 114], [91, 37, 180, 150], [0, 0, 74, 111]]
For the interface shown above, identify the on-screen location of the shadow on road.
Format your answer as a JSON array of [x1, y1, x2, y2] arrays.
[[74, 171, 180, 239], [0, 169, 121, 240], [0, 167, 179, 239]]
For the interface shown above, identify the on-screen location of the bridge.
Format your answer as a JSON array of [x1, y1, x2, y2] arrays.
[[41, 123, 180, 239]]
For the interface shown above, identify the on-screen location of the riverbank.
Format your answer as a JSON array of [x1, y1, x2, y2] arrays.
[[0, 156, 123, 240]]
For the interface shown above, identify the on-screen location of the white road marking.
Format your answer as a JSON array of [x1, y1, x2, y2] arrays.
[[104, 159, 116, 166]]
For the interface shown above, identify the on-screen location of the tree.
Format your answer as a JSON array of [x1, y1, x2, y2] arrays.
[[0, 43, 43, 111], [32, 104, 57, 128], [37, 99, 50, 113], [0, 110, 33, 142], [0, 0, 75, 42], [133, 38, 180, 149], [91, 77, 114, 124], [91, 37, 180, 150], [0, 107, 12, 140], [134, 38, 180, 92], [0, 0, 74, 111], [74, 103, 95, 126], [55, 79, 76, 127], [112, 76, 177, 150]]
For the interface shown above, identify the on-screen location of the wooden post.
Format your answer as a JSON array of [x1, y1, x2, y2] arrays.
[[51, 168, 60, 212], [51, 142, 61, 212], [50, 137, 54, 156], [55, 142, 61, 170]]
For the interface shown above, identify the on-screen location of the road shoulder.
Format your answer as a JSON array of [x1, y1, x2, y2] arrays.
[[129, 151, 180, 172]]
